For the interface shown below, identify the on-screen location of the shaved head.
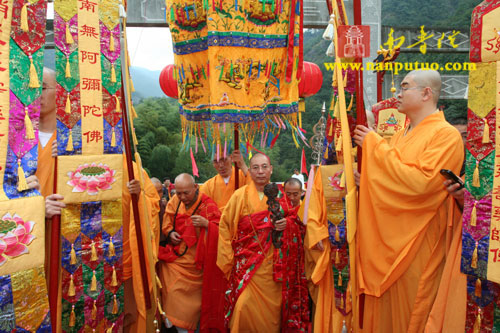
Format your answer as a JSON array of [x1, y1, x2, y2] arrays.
[[249, 153, 271, 166], [150, 177, 163, 196], [174, 173, 198, 207], [406, 70, 441, 103], [175, 173, 196, 187]]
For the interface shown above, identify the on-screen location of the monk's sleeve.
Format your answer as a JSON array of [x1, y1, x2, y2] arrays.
[[217, 192, 239, 277], [362, 128, 463, 201], [140, 170, 161, 256], [305, 167, 329, 249]]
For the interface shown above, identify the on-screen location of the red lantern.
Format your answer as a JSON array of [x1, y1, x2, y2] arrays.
[[298, 62, 323, 98], [159, 64, 178, 99]]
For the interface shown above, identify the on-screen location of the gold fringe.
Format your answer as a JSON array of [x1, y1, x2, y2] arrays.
[[471, 242, 478, 269], [68, 274, 76, 297], [66, 22, 74, 44], [475, 278, 482, 297], [29, 57, 40, 88], [91, 242, 97, 261], [473, 161, 480, 187], [156, 275, 162, 291], [338, 271, 342, 286], [473, 309, 481, 333], [347, 94, 354, 111], [111, 266, 118, 287], [111, 64, 117, 83], [482, 118, 490, 144], [471, 202, 477, 227], [92, 300, 97, 320], [21, 3, 28, 32], [90, 270, 97, 291], [107, 323, 115, 333], [115, 95, 120, 113], [65, 94, 71, 114], [335, 249, 340, 265], [65, 56, 71, 78], [112, 295, 118, 314], [335, 134, 342, 152], [69, 305, 76, 327], [340, 296, 344, 309], [109, 33, 115, 51], [108, 237, 115, 257], [111, 127, 117, 147], [130, 77, 135, 92], [339, 171, 346, 188], [66, 129, 74, 151], [334, 228, 340, 242], [24, 108, 35, 139], [70, 244, 77, 265], [17, 160, 29, 192]]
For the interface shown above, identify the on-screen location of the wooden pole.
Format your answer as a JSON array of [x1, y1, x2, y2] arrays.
[[49, 157, 60, 328], [121, 83, 152, 310], [353, 0, 365, 328], [234, 124, 240, 189]]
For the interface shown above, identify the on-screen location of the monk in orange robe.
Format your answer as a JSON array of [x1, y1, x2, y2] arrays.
[[122, 160, 160, 332], [158, 173, 221, 332], [36, 68, 57, 198], [353, 69, 464, 332], [305, 165, 352, 333], [217, 153, 296, 332], [200, 149, 251, 211]]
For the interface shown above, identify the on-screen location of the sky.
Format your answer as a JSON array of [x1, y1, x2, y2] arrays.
[[127, 28, 175, 71]]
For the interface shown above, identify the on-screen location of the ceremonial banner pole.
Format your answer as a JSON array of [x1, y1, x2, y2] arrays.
[[120, 82, 151, 310], [333, 11, 359, 331], [234, 124, 239, 189], [49, 157, 61, 327], [353, 0, 365, 172]]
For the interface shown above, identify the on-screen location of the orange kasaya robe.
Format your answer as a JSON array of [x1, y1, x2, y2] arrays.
[[35, 131, 56, 197], [305, 166, 352, 333], [200, 166, 251, 212], [122, 159, 160, 332], [357, 111, 464, 332], [159, 193, 221, 330], [217, 182, 282, 332]]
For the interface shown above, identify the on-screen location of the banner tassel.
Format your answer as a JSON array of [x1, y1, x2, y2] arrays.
[[24, 107, 35, 139], [29, 56, 40, 88], [17, 160, 29, 192], [66, 129, 74, 151]]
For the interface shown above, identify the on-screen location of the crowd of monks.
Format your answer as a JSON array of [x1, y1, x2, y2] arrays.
[[31, 67, 469, 332]]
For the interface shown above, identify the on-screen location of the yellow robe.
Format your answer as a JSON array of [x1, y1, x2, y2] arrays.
[[217, 182, 282, 332], [35, 131, 56, 197], [122, 160, 160, 332], [200, 167, 251, 211], [357, 112, 464, 332], [305, 166, 351, 333], [159, 194, 204, 330]]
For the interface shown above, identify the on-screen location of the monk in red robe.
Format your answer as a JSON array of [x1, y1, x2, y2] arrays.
[[217, 153, 309, 332], [158, 173, 221, 332]]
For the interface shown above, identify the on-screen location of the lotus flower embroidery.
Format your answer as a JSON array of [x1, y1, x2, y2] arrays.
[[67, 163, 116, 195], [0, 213, 36, 266]]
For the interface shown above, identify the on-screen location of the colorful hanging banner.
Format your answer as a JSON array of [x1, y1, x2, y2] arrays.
[[0, 0, 51, 330], [461, 2, 500, 330], [55, 0, 124, 330], [166, 0, 303, 149]]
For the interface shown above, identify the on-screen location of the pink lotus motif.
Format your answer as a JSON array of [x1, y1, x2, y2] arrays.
[[328, 170, 344, 190], [67, 162, 116, 195], [0, 213, 36, 266]]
